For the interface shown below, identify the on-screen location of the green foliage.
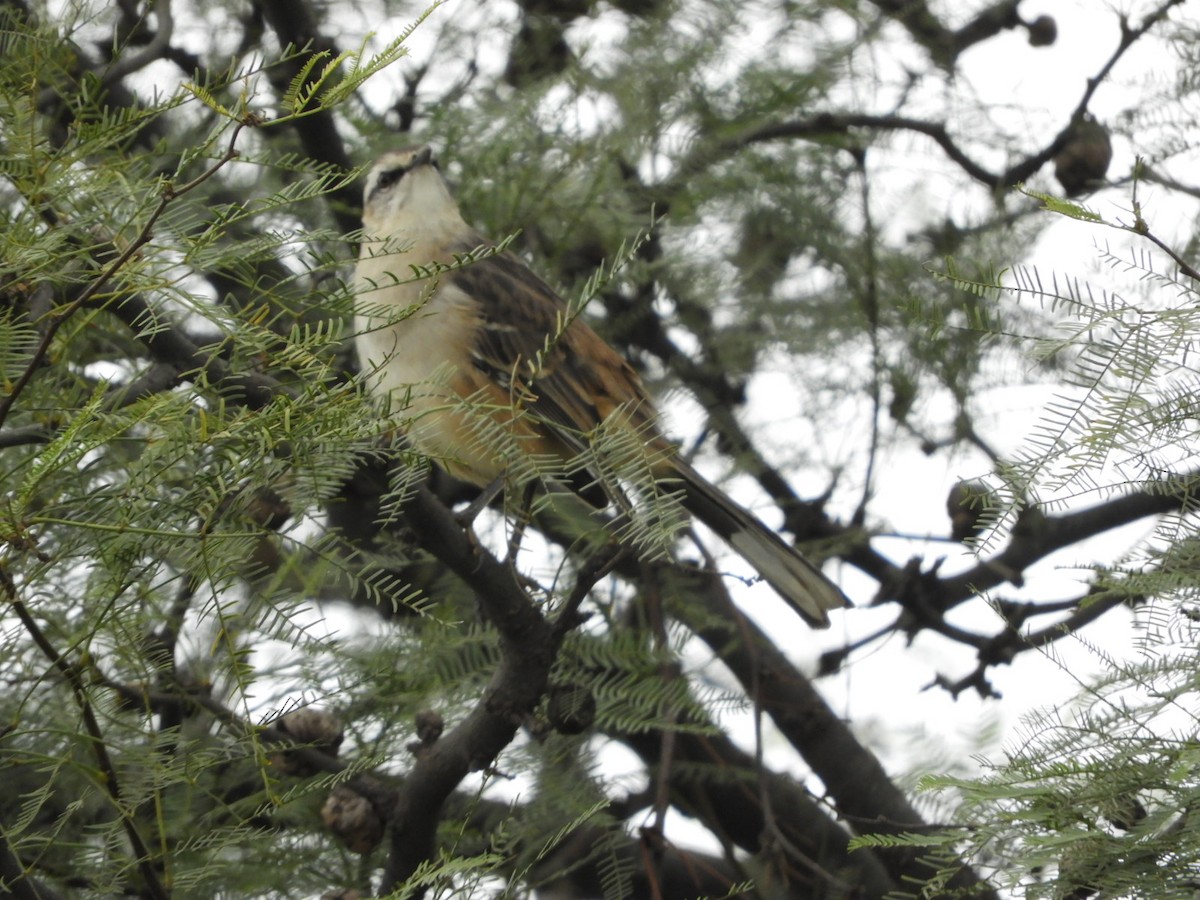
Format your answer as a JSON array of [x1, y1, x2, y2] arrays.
[[0, 5, 418, 896], [905, 639, 1200, 898], [1022, 188, 1105, 224], [868, 195, 1200, 897], [1, 0, 1195, 897], [0, 10, 753, 878]]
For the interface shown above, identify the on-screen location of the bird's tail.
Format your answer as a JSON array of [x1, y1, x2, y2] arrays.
[[671, 459, 847, 627]]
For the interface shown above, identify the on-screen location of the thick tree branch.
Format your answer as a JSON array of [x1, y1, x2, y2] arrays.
[[102, 289, 287, 409], [0, 425, 54, 449], [101, 0, 175, 85], [672, 568, 1000, 899], [379, 483, 563, 895], [533, 824, 743, 900], [938, 478, 1197, 611], [258, 0, 359, 234], [618, 717, 895, 897], [444, 792, 748, 900], [868, 0, 1023, 67]]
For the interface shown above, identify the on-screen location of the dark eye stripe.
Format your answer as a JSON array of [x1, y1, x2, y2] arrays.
[[375, 167, 403, 191]]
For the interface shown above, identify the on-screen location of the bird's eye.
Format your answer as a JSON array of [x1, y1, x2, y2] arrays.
[[375, 167, 404, 192]]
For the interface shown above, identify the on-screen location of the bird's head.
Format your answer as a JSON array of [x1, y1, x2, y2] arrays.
[[361, 145, 465, 237]]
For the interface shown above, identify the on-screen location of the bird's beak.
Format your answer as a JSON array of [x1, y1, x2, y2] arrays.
[[412, 145, 434, 169]]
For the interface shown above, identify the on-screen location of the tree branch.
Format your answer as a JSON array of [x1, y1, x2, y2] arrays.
[[0, 823, 65, 900], [0, 125, 246, 431], [257, 0, 359, 234], [867, 0, 1023, 67], [938, 477, 1197, 611], [102, 289, 286, 409], [672, 567, 1000, 898], [617, 713, 896, 897], [379, 483, 563, 896], [0, 570, 169, 900]]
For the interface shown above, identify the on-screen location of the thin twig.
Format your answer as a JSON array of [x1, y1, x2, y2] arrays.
[[0, 567, 170, 900], [0, 123, 246, 432], [1123, 171, 1200, 280], [852, 148, 881, 528]]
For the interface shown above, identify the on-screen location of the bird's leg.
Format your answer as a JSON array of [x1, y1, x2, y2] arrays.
[[454, 474, 506, 528], [505, 479, 539, 563]]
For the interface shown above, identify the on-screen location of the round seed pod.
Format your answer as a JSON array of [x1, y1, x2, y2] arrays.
[[547, 683, 596, 735], [321, 786, 384, 855], [1026, 15, 1057, 47]]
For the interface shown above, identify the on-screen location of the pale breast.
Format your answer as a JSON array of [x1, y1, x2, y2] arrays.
[[354, 256, 515, 483]]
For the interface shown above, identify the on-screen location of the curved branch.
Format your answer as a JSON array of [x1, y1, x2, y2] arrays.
[[930, 584, 1138, 699], [671, 567, 1000, 899], [867, 0, 1022, 67], [101, 0, 175, 85], [658, 0, 1184, 201], [0, 125, 246, 430], [0, 571, 169, 900], [617, 712, 896, 897], [379, 483, 563, 895], [939, 477, 1196, 610], [103, 289, 286, 409]]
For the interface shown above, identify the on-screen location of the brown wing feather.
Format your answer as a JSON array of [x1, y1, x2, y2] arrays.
[[442, 238, 847, 625], [447, 240, 661, 449]]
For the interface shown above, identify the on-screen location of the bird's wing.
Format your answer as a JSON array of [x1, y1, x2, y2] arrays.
[[447, 239, 660, 448], [444, 240, 847, 624]]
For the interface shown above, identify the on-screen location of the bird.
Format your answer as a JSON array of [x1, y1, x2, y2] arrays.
[[353, 145, 847, 627]]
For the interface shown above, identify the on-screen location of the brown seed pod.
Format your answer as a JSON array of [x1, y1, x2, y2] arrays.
[[276, 707, 344, 755], [321, 786, 384, 855], [547, 683, 596, 735], [1026, 15, 1057, 47], [270, 707, 344, 775], [1054, 116, 1113, 197], [946, 480, 995, 543]]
